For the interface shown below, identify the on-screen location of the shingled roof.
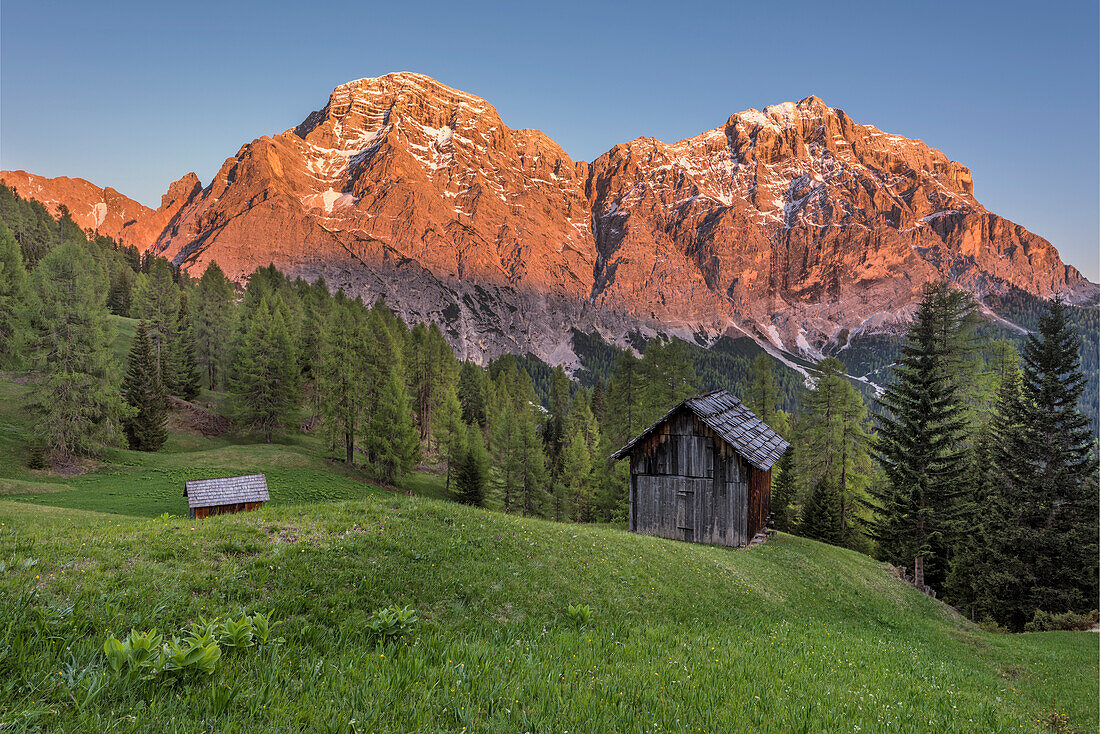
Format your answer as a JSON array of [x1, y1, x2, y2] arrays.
[[611, 390, 790, 470], [184, 474, 269, 509]]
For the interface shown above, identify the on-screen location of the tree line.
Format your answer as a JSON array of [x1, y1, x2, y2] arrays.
[[766, 283, 1097, 630], [1, 186, 1094, 631]]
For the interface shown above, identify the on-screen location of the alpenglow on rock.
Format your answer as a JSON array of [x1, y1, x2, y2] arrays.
[[3, 73, 1096, 366]]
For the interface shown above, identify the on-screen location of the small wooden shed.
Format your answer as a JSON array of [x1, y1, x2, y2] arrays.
[[184, 474, 269, 519], [611, 390, 789, 547]]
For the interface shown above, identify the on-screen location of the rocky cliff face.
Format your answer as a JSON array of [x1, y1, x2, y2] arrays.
[[0, 170, 200, 249], [4, 74, 1096, 365]]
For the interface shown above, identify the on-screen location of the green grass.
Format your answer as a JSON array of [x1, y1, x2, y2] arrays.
[[0, 498, 1095, 733], [0, 376, 425, 518], [0, 337, 1095, 732]]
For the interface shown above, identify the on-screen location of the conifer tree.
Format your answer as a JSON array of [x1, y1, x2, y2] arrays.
[[122, 321, 168, 451], [317, 298, 369, 464], [798, 358, 872, 549], [801, 475, 843, 545], [0, 220, 27, 367], [747, 352, 777, 426], [131, 257, 179, 375], [545, 366, 572, 462], [455, 428, 489, 506], [26, 242, 129, 461], [434, 383, 467, 495], [871, 283, 975, 588], [230, 293, 300, 442], [1012, 298, 1099, 619], [366, 367, 421, 485], [457, 360, 487, 428], [559, 427, 593, 520], [195, 262, 236, 390], [770, 446, 797, 532], [168, 290, 202, 401], [517, 408, 550, 517]]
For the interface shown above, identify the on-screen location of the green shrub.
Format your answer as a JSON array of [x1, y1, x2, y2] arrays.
[[366, 606, 419, 643], [1023, 609, 1098, 632]]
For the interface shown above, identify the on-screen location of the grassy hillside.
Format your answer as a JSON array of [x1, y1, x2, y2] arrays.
[[1, 496, 1095, 733]]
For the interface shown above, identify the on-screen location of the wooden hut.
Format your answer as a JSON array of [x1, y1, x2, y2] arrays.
[[184, 474, 269, 519], [611, 390, 789, 547]]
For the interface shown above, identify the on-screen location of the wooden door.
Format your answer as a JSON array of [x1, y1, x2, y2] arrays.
[[676, 486, 695, 542]]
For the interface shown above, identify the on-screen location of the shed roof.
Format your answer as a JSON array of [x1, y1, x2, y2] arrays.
[[610, 390, 790, 470], [184, 474, 269, 509]]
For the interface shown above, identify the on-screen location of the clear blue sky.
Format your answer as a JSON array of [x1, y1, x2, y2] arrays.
[[2, 0, 1097, 280]]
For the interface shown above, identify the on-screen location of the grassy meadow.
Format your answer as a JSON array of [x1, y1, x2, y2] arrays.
[[0, 331, 1096, 732]]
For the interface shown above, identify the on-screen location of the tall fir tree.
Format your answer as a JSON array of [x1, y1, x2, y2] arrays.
[[1009, 298, 1099, 621], [230, 293, 300, 442], [545, 365, 572, 463], [365, 366, 421, 485], [195, 262, 237, 390], [121, 321, 168, 451], [167, 290, 202, 401], [0, 220, 27, 367], [801, 475, 843, 545], [455, 427, 489, 506], [871, 283, 975, 588], [457, 360, 487, 428], [26, 242, 129, 461], [131, 256, 179, 376]]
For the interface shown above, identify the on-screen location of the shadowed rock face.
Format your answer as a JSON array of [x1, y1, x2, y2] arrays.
[[4, 75, 1096, 365]]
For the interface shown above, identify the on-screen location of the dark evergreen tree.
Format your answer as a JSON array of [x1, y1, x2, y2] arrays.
[[121, 321, 168, 451], [770, 447, 797, 533], [0, 220, 27, 367], [457, 360, 487, 428], [194, 262, 236, 390], [316, 298, 369, 464], [26, 242, 129, 461], [746, 352, 777, 426], [167, 291, 201, 401], [545, 365, 572, 462], [801, 475, 842, 545], [871, 283, 975, 589], [230, 293, 300, 442], [455, 428, 489, 506]]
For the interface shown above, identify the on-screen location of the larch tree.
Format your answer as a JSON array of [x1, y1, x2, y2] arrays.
[[168, 290, 202, 401]]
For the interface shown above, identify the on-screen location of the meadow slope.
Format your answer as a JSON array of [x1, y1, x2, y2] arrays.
[[1, 494, 1095, 733]]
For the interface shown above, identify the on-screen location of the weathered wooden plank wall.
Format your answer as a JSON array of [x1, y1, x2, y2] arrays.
[[627, 407, 753, 547], [192, 501, 264, 520]]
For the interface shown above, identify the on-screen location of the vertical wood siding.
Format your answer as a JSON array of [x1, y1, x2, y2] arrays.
[[626, 408, 762, 547], [191, 502, 264, 520]]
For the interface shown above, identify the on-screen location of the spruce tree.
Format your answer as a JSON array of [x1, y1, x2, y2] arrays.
[[122, 321, 168, 451], [168, 290, 202, 401], [0, 220, 27, 367], [195, 262, 236, 390], [770, 447, 797, 532], [801, 475, 842, 545], [26, 242, 129, 461], [1014, 298, 1099, 619], [871, 283, 975, 588], [455, 428, 489, 506], [546, 366, 572, 462], [230, 293, 300, 442], [131, 257, 179, 375]]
